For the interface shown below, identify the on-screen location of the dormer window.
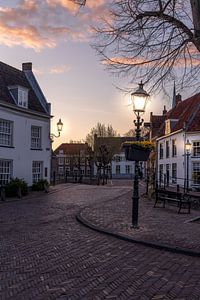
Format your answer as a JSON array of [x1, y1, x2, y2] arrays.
[[18, 87, 28, 108], [8, 85, 29, 108], [165, 119, 179, 135]]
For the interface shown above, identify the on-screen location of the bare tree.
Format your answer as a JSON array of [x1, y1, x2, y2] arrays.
[[94, 144, 113, 185], [92, 0, 200, 94], [85, 122, 120, 148]]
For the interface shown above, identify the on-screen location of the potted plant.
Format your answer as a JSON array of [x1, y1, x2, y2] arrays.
[[123, 141, 154, 161]]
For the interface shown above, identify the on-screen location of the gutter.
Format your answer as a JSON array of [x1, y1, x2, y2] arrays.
[[156, 129, 183, 141], [0, 101, 52, 120]]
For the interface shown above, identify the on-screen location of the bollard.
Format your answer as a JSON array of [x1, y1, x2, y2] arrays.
[[0, 187, 6, 201], [17, 187, 22, 199], [44, 182, 49, 193]]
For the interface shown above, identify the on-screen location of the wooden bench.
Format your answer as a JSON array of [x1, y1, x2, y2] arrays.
[[154, 188, 191, 214]]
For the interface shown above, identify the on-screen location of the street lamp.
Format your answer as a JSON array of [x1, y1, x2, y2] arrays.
[[50, 118, 63, 142], [130, 81, 149, 228], [185, 139, 191, 193]]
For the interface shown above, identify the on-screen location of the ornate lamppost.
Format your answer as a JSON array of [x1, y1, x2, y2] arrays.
[[130, 82, 149, 228], [185, 139, 191, 193], [50, 118, 63, 142], [50, 118, 63, 185]]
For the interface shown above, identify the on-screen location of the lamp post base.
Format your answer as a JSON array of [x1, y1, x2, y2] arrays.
[[130, 224, 140, 229]]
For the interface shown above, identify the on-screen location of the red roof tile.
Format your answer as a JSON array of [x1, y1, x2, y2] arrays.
[[157, 93, 200, 136], [54, 143, 90, 155]]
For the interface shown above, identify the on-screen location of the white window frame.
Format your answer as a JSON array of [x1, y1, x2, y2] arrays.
[[172, 163, 177, 183], [192, 162, 200, 184], [193, 141, 200, 157], [18, 87, 28, 108], [0, 159, 12, 186], [159, 143, 164, 159], [0, 119, 13, 147], [125, 165, 131, 174], [116, 165, 120, 175], [58, 157, 64, 165], [31, 126, 42, 149], [172, 139, 177, 157], [32, 161, 43, 183]]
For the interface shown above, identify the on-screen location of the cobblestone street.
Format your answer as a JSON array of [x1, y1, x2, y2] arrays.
[[0, 182, 200, 300]]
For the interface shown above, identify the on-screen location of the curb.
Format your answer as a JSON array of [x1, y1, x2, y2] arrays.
[[76, 210, 200, 258]]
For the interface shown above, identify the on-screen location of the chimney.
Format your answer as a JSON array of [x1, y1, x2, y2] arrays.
[[176, 93, 182, 105], [163, 105, 167, 115], [22, 62, 32, 71]]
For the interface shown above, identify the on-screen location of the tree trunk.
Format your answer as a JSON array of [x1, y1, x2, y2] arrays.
[[190, 0, 200, 50]]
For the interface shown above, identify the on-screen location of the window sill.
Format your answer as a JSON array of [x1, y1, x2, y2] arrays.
[[0, 145, 14, 148], [30, 148, 43, 151]]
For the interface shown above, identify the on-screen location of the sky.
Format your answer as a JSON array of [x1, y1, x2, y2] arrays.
[[0, 0, 171, 149]]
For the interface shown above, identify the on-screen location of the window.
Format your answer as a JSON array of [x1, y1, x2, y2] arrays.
[[166, 141, 170, 158], [192, 163, 200, 184], [159, 143, 164, 159], [193, 141, 200, 157], [159, 164, 163, 183], [116, 165, 120, 174], [114, 155, 121, 162], [80, 169, 85, 175], [58, 166, 64, 174], [0, 119, 13, 147], [59, 150, 64, 154], [172, 163, 177, 183], [125, 165, 131, 174], [65, 157, 70, 164], [31, 126, 41, 149], [32, 161, 43, 183], [165, 120, 171, 135], [172, 139, 177, 157], [58, 157, 64, 165], [0, 160, 12, 186], [18, 88, 28, 108], [166, 164, 170, 186]]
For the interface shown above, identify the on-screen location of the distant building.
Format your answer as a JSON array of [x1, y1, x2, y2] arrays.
[[0, 61, 51, 186], [94, 135, 137, 179], [53, 143, 93, 180]]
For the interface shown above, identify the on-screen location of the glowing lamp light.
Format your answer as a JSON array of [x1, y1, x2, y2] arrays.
[[57, 118, 63, 133], [131, 81, 149, 112], [185, 140, 191, 153]]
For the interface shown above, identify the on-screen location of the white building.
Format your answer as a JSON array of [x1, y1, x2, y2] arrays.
[[94, 136, 136, 179], [0, 62, 51, 186], [156, 93, 200, 191]]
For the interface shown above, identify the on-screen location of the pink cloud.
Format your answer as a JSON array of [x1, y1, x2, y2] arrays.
[[50, 65, 71, 74], [0, 0, 108, 51]]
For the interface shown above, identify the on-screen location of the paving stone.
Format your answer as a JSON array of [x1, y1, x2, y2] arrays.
[[0, 181, 199, 299]]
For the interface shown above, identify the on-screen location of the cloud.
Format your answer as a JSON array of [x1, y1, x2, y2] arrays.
[[33, 64, 71, 75], [50, 65, 71, 74], [0, 0, 108, 51]]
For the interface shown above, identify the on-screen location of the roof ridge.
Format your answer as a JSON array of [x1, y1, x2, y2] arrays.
[[0, 61, 22, 73]]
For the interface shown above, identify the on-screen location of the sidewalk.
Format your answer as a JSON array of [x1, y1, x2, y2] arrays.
[[77, 185, 200, 256]]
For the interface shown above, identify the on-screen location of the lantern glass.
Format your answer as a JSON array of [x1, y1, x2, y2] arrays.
[[57, 118, 63, 132], [131, 82, 149, 112], [185, 140, 191, 152]]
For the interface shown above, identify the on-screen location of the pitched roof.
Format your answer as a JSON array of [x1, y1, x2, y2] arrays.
[[150, 114, 166, 139], [94, 136, 136, 153], [54, 143, 90, 155], [155, 93, 200, 138], [0, 61, 48, 114]]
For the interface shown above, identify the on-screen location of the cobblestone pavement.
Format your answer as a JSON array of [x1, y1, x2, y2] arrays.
[[80, 181, 200, 254], [0, 182, 200, 300]]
